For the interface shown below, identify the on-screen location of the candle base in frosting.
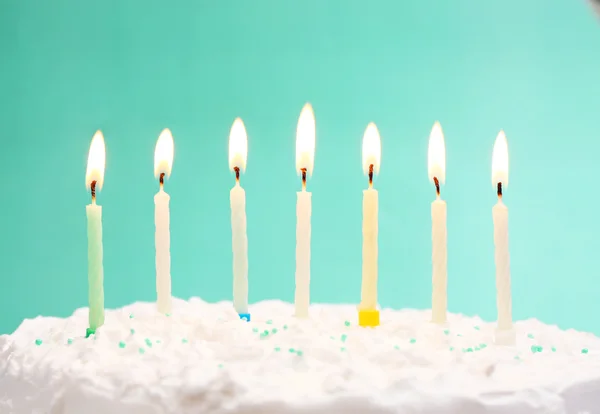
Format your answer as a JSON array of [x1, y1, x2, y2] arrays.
[[358, 309, 380, 327], [494, 327, 516, 346], [238, 313, 251, 322]]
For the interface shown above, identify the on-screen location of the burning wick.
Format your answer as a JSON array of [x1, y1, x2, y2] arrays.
[[497, 182, 503, 199], [90, 180, 97, 203], [234, 166, 240, 183], [368, 164, 374, 188], [159, 172, 165, 190], [301, 168, 307, 191], [433, 176, 440, 198]]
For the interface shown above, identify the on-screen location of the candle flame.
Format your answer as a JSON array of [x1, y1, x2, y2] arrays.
[[85, 130, 106, 190], [154, 128, 175, 178], [362, 122, 381, 175], [427, 121, 446, 184], [228, 118, 248, 172], [492, 130, 509, 188], [295, 103, 316, 176]]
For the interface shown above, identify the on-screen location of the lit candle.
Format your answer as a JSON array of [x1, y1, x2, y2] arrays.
[[84, 131, 106, 337], [154, 128, 174, 315], [427, 122, 448, 324], [228, 118, 250, 321], [491, 130, 515, 346], [358, 122, 381, 328], [294, 103, 316, 318]]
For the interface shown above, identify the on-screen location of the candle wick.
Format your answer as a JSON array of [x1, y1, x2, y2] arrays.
[[90, 180, 97, 204], [159, 172, 165, 191], [234, 166, 240, 184], [301, 168, 307, 191], [433, 176, 440, 198], [368, 164, 374, 189], [497, 182, 503, 199]]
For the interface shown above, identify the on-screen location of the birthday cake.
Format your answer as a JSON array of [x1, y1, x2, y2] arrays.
[[1, 298, 599, 414]]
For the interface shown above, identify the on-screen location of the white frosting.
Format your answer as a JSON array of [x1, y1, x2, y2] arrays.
[[1, 298, 599, 414]]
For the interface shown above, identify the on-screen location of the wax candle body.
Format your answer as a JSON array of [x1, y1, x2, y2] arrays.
[[230, 183, 248, 314], [493, 201, 512, 331], [431, 198, 447, 324], [86, 203, 105, 330], [295, 190, 312, 317], [155, 189, 172, 314], [360, 188, 378, 310]]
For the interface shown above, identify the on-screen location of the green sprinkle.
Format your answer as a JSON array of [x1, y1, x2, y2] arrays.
[[474, 346, 480, 351], [274, 347, 281, 352], [35, 339, 42, 346], [537, 346, 543, 352], [449, 346, 454, 351], [129, 314, 134, 319], [67, 338, 73, 345], [457, 333, 463, 337], [130, 328, 135, 335], [527, 333, 534, 339], [218, 363, 223, 368], [182, 338, 188, 344], [165, 313, 171, 317], [296, 350, 303, 356], [341, 334, 348, 343], [330, 335, 335, 340], [480, 343, 487, 349], [582, 348, 589, 354], [139, 348, 145, 354], [263, 330, 270, 336], [288, 348, 295, 353], [443, 329, 450, 335], [271, 328, 278, 334], [144, 338, 153, 348], [394, 345, 400, 350], [409, 338, 416, 344], [340, 347, 346, 352], [344, 321, 351, 327], [118, 341, 126, 349], [283, 325, 288, 330], [474, 326, 480, 330], [156, 340, 161, 344], [266, 320, 273, 325], [466, 347, 473, 352], [530, 345, 538, 353], [551, 347, 556, 352], [252, 327, 259, 333]]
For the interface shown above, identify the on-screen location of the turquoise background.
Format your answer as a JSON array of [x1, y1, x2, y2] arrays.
[[1, 0, 599, 335]]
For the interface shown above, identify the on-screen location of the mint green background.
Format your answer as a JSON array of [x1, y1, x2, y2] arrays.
[[1, 1, 599, 335]]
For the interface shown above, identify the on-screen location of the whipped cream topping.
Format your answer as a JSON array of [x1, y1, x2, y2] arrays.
[[1, 298, 599, 414]]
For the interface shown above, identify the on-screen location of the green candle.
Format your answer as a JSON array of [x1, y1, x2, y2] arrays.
[[85, 131, 106, 331]]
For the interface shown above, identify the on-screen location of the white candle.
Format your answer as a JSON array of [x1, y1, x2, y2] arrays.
[[228, 118, 249, 315], [230, 181, 248, 314], [85, 130, 106, 332], [154, 129, 174, 314], [294, 103, 316, 318], [427, 122, 448, 324], [491, 130, 515, 345], [359, 123, 381, 312]]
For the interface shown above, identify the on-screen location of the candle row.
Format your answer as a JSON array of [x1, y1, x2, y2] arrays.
[[83, 102, 514, 345]]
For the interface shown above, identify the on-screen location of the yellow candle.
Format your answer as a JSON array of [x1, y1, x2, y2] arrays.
[[358, 123, 381, 327]]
